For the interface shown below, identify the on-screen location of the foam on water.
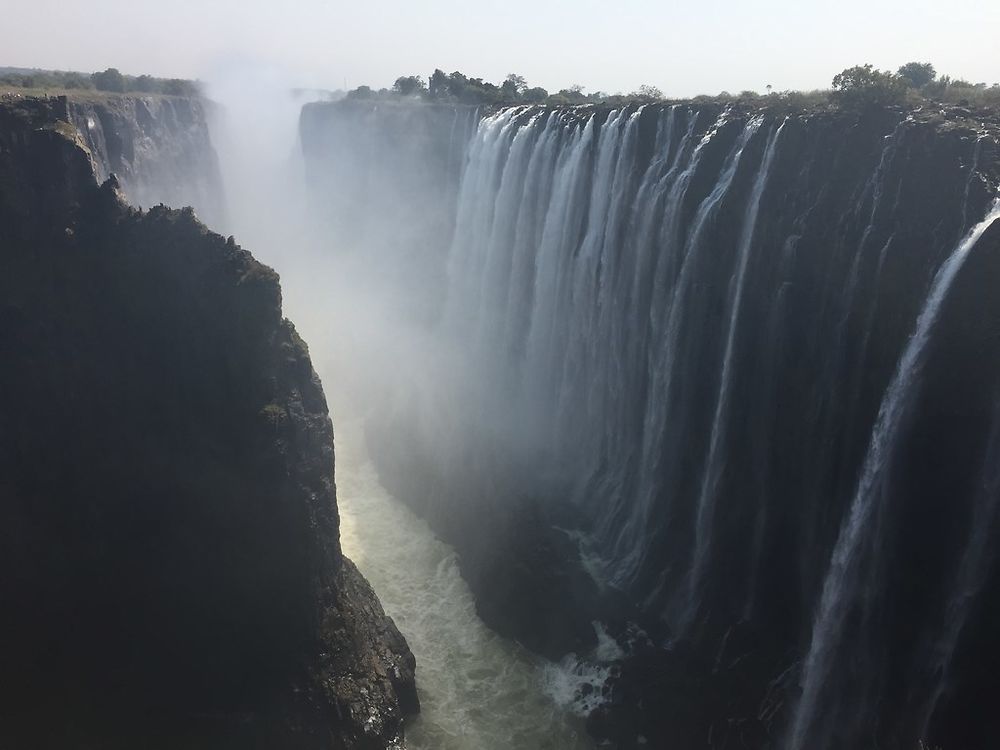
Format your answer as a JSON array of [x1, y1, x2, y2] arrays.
[[539, 657, 610, 718], [539, 622, 624, 717]]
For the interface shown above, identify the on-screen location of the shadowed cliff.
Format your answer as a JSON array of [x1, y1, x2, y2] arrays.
[[0, 96, 417, 749]]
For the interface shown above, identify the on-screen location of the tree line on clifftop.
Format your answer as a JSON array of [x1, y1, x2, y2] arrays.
[[832, 62, 1000, 108], [0, 67, 198, 96], [3, 62, 996, 111], [343, 63, 1000, 110], [346, 70, 666, 107]]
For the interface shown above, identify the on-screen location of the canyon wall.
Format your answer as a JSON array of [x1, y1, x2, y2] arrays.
[[301, 99, 1000, 749], [0, 95, 416, 749], [66, 93, 226, 227]]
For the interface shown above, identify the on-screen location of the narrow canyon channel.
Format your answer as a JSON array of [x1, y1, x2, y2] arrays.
[[334, 414, 598, 750]]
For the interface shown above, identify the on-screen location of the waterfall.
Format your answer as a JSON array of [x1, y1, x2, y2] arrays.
[[785, 197, 1000, 750], [622, 113, 761, 601], [303, 98, 1000, 747], [591, 108, 704, 581], [681, 119, 786, 628]]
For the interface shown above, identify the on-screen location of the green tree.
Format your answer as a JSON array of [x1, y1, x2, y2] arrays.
[[162, 78, 198, 96], [830, 64, 907, 108], [522, 86, 549, 103], [500, 73, 528, 101], [468, 77, 501, 103], [897, 61, 936, 89], [59, 72, 90, 90], [428, 69, 449, 99], [91, 67, 126, 92], [555, 84, 587, 104], [633, 84, 664, 100], [130, 74, 160, 93], [346, 85, 375, 100], [922, 74, 951, 98], [393, 75, 427, 97], [447, 71, 469, 101]]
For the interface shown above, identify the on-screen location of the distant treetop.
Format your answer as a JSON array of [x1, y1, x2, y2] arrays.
[[830, 64, 908, 108], [897, 61, 937, 89]]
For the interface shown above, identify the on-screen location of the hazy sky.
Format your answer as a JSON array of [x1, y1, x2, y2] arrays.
[[2, 0, 997, 96]]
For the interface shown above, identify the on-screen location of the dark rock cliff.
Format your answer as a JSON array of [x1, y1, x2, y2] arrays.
[[0, 97, 416, 749], [20, 92, 227, 227]]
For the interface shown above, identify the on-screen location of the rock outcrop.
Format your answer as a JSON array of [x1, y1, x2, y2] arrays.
[[65, 93, 226, 227], [0, 96, 416, 749]]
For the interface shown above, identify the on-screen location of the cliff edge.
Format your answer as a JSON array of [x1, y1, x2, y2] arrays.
[[0, 96, 417, 749]]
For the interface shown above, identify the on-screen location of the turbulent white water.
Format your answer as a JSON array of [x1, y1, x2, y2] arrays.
[[334, 416, 597, 750]]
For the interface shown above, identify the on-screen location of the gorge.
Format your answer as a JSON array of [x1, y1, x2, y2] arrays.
[[3, 84, 1000, 750], [298, 98, 1000, 749]]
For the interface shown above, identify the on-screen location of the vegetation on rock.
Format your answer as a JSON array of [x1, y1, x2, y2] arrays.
[[826, 61, 1000, 109], [337, 61, 1000, 112], [346, 67, 667, 107], [898, 61, 937, 89], [0, 65, 200, 96], [830, 64, 909, 107]]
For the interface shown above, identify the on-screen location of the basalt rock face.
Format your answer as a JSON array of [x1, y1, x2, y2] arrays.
[[55, 93, 226, 227], [302, 100, 1000, 749], [0, 98, 416, 749]]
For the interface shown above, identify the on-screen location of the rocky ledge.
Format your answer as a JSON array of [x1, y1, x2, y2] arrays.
[[0, 97, 416, 748]]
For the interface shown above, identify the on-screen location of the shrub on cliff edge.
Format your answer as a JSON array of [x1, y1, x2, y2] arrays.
[[831, 64, 908, 108], [898, 61, 937, 89]]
